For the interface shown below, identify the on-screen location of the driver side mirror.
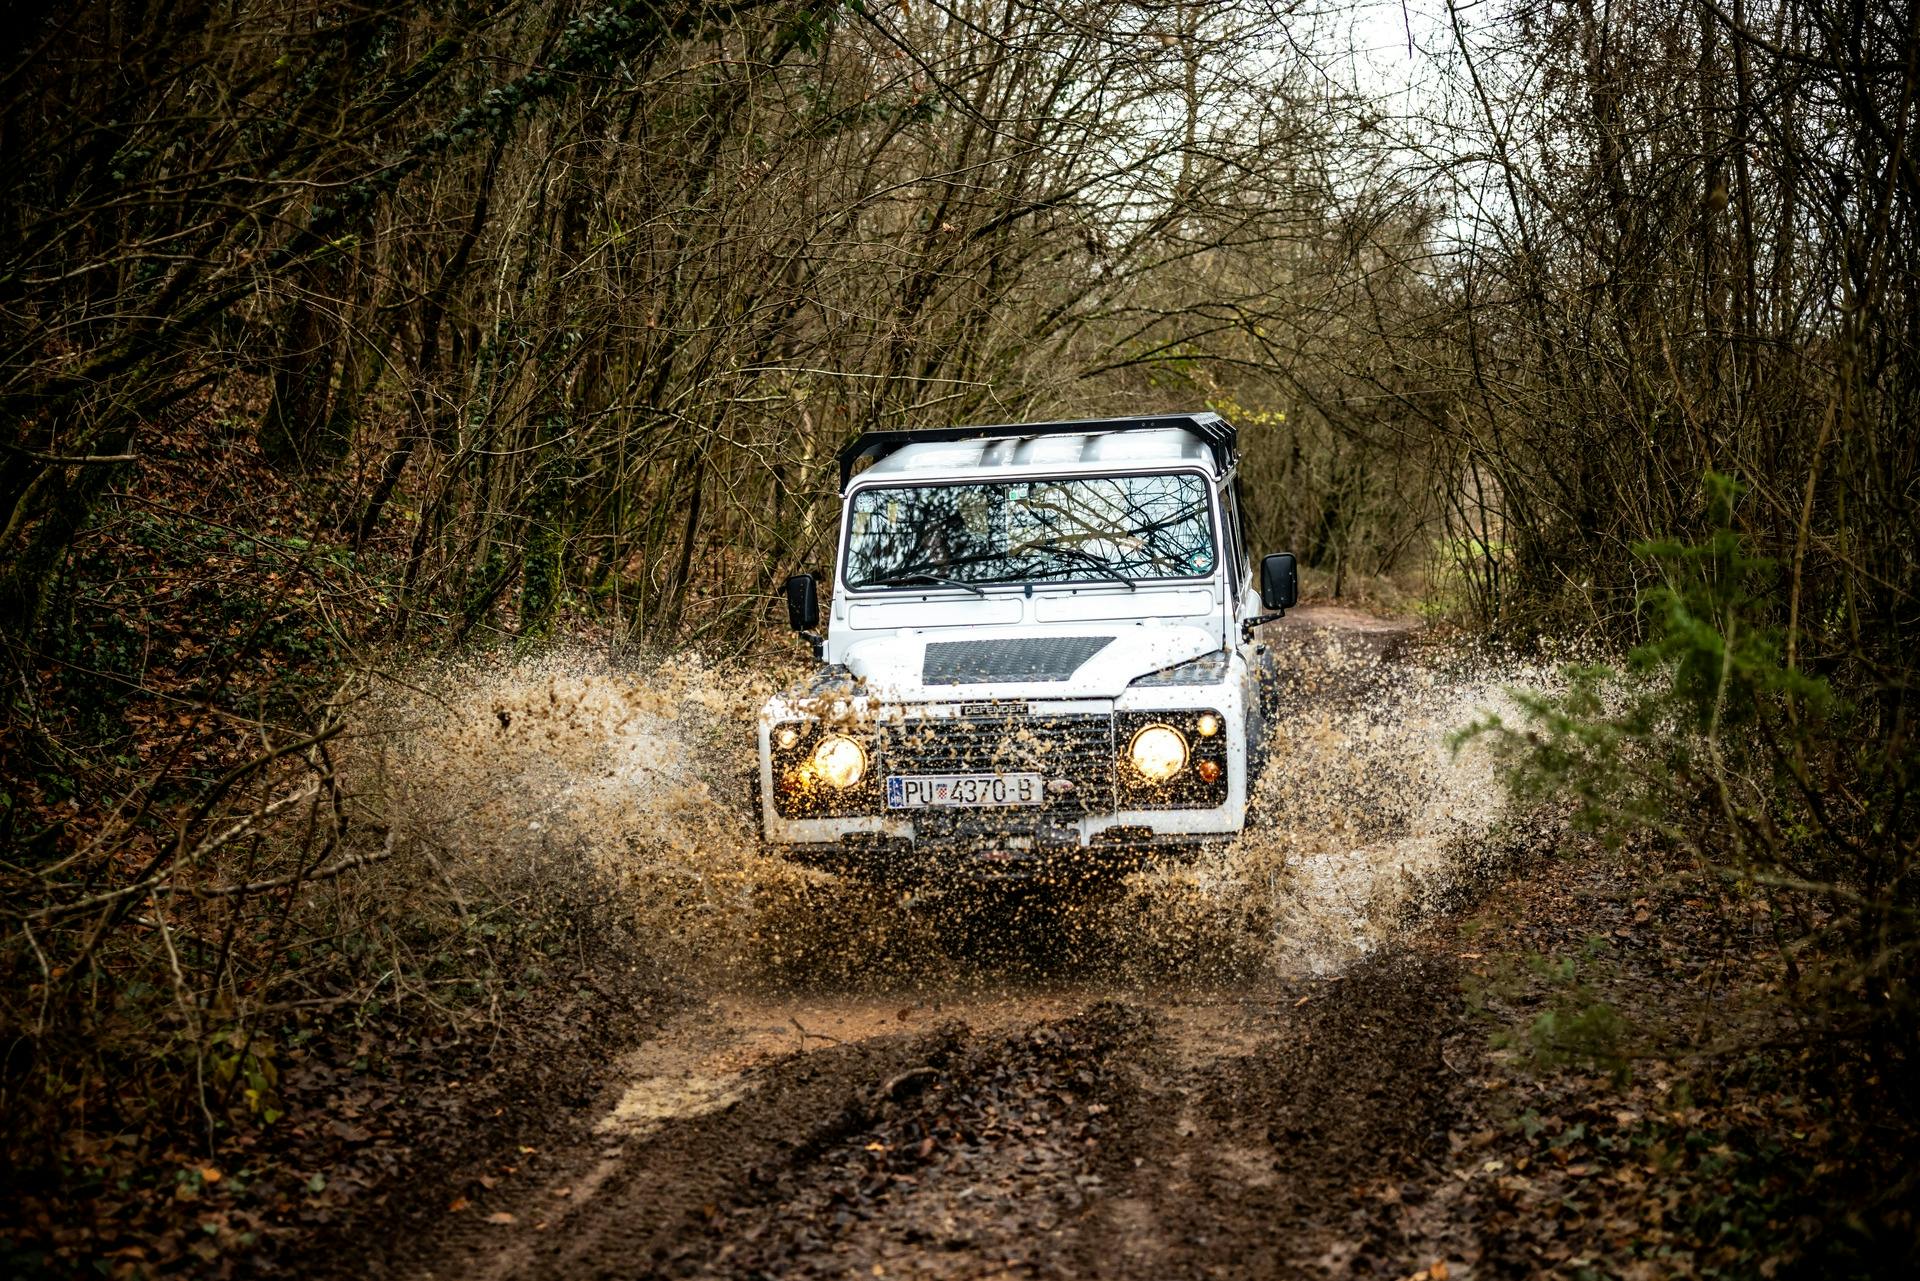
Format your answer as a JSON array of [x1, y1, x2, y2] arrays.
[[783, 573, 820, 631], [1259, 553, 1298, 612]]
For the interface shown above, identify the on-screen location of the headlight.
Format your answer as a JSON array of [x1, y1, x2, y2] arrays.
[[811, 735, 866, 789], [1128, 724, 1188, 782]]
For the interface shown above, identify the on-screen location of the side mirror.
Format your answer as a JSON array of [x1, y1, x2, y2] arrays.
[[1259, 553, 1298, 612], [783, 573, 820, 631]]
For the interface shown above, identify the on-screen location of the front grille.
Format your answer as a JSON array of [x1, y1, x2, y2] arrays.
[[879, 711, 1115, 812]]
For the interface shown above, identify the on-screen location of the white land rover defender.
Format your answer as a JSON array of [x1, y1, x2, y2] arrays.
[[757, 413, 1298, 882]]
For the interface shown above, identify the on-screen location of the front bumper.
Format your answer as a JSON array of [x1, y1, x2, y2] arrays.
[[758, 695, 1249, 881], [781, 826, 1228, 883]]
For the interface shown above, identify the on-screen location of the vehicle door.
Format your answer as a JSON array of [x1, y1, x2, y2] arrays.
[[1224, 478, 1278, 776]]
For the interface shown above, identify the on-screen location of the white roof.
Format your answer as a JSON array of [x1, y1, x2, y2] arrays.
[[854, 428, 1217, 484]]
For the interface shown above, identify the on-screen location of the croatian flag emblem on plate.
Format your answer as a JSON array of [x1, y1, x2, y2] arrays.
[[887, 777, 904, 806]]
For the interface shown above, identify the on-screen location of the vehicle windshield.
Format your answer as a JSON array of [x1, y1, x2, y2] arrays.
[[843, 472, 1216, 589]]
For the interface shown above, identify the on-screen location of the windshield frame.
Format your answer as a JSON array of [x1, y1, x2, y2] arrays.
[[836, 466, 1223, 595]]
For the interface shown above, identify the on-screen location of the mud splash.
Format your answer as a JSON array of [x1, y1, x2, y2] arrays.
[[349, 615, 1554, 996], [1107, 619, 1557, 982], [341, 617, 1580, 1281]]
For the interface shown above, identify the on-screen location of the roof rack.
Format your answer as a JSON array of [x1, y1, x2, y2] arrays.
[[836, 412, 1237, 490]]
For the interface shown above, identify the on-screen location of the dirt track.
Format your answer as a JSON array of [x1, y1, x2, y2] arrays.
[[401, 944, 1476, 1280], [367, 609, 1500, 1279]]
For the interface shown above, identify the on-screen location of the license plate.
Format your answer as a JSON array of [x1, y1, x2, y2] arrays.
[[886, 773, 1044, 809]]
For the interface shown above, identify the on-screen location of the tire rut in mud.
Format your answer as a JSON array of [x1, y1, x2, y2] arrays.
[[413, 1030, 957, 1279], [412, 948, 1463, 1280], [489, 1003, 1156, 1280], [1066, 948, 1462, 1279]]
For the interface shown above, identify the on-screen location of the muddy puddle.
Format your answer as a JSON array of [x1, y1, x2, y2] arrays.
[[347, 609, 1555, 1149]]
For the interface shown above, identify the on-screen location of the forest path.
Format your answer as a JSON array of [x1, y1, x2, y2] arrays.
[[402, 951, 1478, 1281]]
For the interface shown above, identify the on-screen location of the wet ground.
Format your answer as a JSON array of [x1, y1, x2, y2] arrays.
[[347, 608, 1541, 1279], [402, 945, 1477, 1281]]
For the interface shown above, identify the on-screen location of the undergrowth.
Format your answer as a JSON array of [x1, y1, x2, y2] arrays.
[[1458, 473, 1916, 1099], [0, 408, 661, 1276]]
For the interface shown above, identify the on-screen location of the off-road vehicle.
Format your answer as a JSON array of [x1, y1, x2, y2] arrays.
[[758, 412, 1297, 881]]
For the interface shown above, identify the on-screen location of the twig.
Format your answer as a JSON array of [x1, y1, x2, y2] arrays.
[[187, 829, 397, 898], [792, 1017, 842, 1044], [1, 445, 137, 464], [877, 1066, 939, 1100], [14, 783, 322, 921], [20, 919, 52, 1035]]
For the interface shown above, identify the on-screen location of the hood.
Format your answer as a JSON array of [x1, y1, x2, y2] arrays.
[[840, 624, 1220, 701]]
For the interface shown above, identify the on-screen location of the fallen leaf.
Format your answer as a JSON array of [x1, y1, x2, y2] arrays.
[[486, 1212, 516, 1226], [448, 1197, 470, 1212], [199, 1167, 223, 1184]]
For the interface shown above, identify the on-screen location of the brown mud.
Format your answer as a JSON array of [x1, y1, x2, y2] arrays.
[[318, 608, 1565, 1279], [401, 949, 1478, 1281]]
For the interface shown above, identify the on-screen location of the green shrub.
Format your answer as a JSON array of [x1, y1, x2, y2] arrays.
[[1458, 473, 1916, 1080]]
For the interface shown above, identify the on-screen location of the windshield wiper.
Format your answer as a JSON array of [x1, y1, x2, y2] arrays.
[[1022, 539, 1137, 590], [862, 572, 988, 597]]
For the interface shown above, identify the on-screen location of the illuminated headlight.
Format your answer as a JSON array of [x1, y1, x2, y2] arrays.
[[811, 735, 866, 789], [1196, 713, 1220, 738], [775, 725, 801, 749], [1128, 725, 1188, 783]]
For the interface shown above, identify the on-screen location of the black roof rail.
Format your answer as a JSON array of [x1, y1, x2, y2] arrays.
[[836, 412, 1237, 491]]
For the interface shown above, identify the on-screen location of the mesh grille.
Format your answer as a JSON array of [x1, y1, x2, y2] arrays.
[[881, 712, 1115, 811], [921, 636, 1114, 684]]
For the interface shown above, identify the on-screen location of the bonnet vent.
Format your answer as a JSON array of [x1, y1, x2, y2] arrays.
[[922, 636, 1115, 685]]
